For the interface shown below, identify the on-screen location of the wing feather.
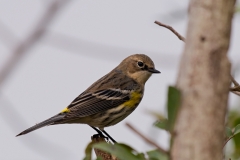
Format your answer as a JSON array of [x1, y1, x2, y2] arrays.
[[65, 89, 131, 118]]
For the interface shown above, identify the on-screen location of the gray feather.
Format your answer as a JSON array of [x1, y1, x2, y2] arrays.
[[16, 114, 65, 137]]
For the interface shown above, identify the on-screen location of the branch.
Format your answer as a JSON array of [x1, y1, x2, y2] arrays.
[[223, 135, 234, 149], [229, 75, 240, 95], [126, 123, 169, 155], [154, 20, 240, 96], [229, 86, 240, 91], [154, 21, 185, 42], [232, 91, 240, 96], [223, 132, 240, 149], [230, 75, 239, 86]]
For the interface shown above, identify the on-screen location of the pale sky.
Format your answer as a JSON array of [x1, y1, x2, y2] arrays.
[[0, 0, 239, 160]]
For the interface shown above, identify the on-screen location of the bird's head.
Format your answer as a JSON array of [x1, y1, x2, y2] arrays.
[[117, 54, 160, 85]]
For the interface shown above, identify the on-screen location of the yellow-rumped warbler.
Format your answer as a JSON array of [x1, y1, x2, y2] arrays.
[[16, 54, 160, 143]]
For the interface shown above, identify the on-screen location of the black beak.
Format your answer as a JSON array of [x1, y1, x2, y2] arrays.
[[148, 68, 161, 73]]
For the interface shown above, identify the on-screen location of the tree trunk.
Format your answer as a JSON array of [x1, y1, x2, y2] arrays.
[[171, 0, 236, 160]]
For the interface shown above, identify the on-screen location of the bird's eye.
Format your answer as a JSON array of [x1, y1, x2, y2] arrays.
[[137, 61, 144, 68]]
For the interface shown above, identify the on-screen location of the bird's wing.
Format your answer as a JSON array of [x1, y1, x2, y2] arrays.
[[16, 89, 131, 136], [65, 89, 131, 117]]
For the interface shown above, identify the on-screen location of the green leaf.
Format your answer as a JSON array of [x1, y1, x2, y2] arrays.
[[154, 120, 169, 131], [224, 124, 240, 147], [226, 127, 233, 137], [136, 152, 146, 160], [227, 110, 240, 156], [147, 109, 169, 131], [167, 86, 181, 132], [93, 142, 139, 160], [83, 141, 94, 160], [147, 150, 169, 160], [234, 124, 240, 135], [232, 124, 240, 153], [235, 6, 240, 13], [116, 143, 137, 153]]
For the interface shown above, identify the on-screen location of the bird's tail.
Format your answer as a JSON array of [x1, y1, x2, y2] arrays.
[[16, 114, 65, 137]]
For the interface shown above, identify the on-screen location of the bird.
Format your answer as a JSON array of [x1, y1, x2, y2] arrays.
[[16, 54, 160, 143]]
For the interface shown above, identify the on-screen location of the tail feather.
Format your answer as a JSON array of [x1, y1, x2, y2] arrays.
[[16, 114, 65, 137]]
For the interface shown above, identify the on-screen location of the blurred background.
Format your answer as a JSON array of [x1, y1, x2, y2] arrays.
[[0, 0, 239, 159]]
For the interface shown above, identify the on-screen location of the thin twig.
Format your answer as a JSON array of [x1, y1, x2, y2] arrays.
[[229, 75, 240, 95], [223, 135, 234, 149], [154, 21, 186, 42], [126, 123, 169, 155], [223, 132, 240, 149], [232, 91, 240, 96], [229, 86, 240, 91], [154, 20, 240, 96], [231, 75, 239, 86]]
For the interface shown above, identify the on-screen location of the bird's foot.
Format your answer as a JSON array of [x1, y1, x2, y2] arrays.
[[102, 130, 117, 144]]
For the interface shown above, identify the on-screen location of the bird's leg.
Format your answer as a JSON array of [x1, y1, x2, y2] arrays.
[[90, 126, 108, 140], [102, 129, 117, 143]]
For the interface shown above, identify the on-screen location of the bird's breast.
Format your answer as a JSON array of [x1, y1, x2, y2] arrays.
[[123, 91, 143, 108]]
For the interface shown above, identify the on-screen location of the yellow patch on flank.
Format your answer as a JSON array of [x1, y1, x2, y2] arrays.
[[61, 107, 70, 113], [123, 91, 142, 107]]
